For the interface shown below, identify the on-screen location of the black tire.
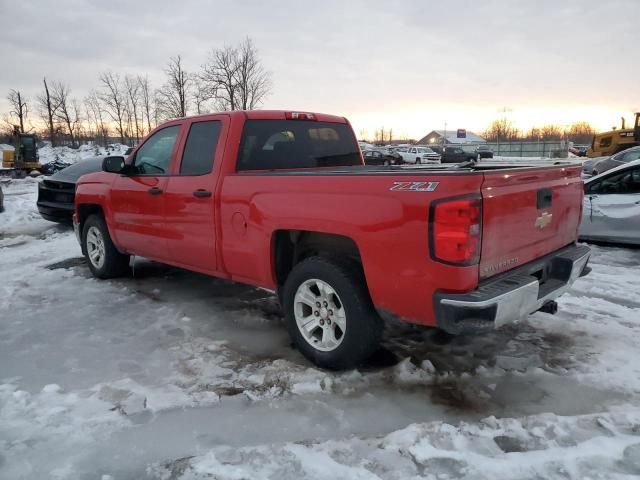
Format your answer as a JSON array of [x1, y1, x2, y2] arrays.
[[282, 256, 383, 370], [82, 214, 130, 279], [416, 157, 421, 164]]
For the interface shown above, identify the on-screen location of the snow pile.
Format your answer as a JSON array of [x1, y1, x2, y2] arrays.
[[37, 143, 129, 165], [154, 411, 640, 479], [2, 179, 640, 478], [0, 177, 51, 238], [0, 382, 126, 479]]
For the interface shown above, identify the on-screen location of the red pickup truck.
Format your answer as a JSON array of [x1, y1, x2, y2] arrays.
[[74, 110, 590, 369]]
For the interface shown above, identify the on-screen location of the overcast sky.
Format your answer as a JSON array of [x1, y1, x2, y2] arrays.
[[1, 0, 638, 139]]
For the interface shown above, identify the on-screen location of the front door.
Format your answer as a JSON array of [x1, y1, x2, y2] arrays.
[[163, 118, 226, 272], [583, 165, 640, 243], [110, 124, 182, 260]]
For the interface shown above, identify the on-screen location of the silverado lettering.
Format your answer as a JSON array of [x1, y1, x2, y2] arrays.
[[73, 110, 590, 370]]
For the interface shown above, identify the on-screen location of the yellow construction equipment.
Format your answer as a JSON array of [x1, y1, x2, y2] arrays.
[[587, 112, 640, 158], [2, 126, 41, 177]]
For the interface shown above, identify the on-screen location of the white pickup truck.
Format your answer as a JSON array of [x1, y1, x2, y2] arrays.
[[395, 146, 441, 164]]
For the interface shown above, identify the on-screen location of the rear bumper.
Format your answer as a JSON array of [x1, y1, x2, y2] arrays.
[[434, 244, 591, 334]]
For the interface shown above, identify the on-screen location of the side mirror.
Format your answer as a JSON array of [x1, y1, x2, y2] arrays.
[[102, 156, 125, 174]]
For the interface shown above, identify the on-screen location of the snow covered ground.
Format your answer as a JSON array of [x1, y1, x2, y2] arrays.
[[1, 179, 640, 479]]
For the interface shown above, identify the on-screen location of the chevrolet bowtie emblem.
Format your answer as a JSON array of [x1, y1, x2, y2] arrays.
[[535, 212, 553, 229]]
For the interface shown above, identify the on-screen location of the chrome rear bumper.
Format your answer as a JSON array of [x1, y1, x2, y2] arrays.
[[434, 244, 591, 334]]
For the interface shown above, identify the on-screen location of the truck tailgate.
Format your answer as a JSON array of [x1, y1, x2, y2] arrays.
[[479, 164, 583, 279]]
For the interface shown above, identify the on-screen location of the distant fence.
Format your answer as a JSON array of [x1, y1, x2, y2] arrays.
[[484, 141, 569, 158], [448, 141, 569, 158]]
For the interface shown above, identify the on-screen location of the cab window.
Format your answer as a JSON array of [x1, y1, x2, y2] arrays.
[[180, 121, 221, 175], [237, 120, 361, 171]]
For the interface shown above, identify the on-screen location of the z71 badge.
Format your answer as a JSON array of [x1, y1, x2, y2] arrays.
[[390, 181, 439, 192]]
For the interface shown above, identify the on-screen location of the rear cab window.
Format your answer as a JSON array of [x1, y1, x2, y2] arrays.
[[180, 121, 222, 175], [237, 120, 362, 171]]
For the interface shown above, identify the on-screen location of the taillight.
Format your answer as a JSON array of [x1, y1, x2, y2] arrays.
[[285, 112, 317, 121], [430, 196, 482, 265]]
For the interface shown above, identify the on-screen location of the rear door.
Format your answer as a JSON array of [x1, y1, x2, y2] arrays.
[[110, 124, 182, 259], [582, 165, 640, 243], [163, 116, 228, 272], [408, 147, 419, 163], [443, 147, 458, 163], [479, 164, 584, 279]]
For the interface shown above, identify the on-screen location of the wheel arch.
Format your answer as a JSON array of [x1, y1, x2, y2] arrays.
[[77, 204, 104, 254], [272, 230, 364, 291]]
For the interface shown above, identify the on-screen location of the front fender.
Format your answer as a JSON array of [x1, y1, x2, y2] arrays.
[[75, 172, 117, 241]]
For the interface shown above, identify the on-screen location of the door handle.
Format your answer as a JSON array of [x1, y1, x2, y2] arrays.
[[148, 187, 163, 195], [193, 189, 212, 198]]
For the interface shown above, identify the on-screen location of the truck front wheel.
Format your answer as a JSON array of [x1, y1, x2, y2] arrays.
[[282, 256, 383, 370], [82, 214, 130, 279]]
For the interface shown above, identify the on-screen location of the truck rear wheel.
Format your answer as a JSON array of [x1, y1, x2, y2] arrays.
[[82, 214, 130, 279], [282, 256, 383, 370]]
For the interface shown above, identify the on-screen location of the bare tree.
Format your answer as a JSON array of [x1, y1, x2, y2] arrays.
[[7, 89, 29, 133], [191, 74, 213, 114], [483, 117, 519, 142], [138, 75, 154, 134], [52, 82, 81, 147], [201, 37, 271, 111], [99, 71, 127, 144], [539, 124, 564, 141], [156, 55, 190, 120], [566, 121, 596, 144], [85, 90, 109, 146], [37, 78, 59, 145], [235, 38, 271, 110], [202, 45, 239, 111]]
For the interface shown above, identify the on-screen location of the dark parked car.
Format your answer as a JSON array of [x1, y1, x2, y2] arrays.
[[37, 148, 134, 223], [476, 145, 494, 159], [363, 149, 399, 166], [431, 146, 477, 164], [569, 145, 589, 157], [591, 146, 640, 176], [37, 157, 105, 223], [40, 159, 72, 175]]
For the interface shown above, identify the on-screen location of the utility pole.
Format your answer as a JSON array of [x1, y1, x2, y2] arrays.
[[443, 121, 447, 149]]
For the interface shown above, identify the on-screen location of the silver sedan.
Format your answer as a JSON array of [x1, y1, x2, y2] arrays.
[[580, 159, 640, 245]]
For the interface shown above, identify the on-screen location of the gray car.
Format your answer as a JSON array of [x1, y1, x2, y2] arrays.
[[591, 146, 640, 176], [579, 159, 640, 245]]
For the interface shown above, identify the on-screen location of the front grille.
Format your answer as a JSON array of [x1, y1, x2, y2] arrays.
[[38, 180, 75, 204]]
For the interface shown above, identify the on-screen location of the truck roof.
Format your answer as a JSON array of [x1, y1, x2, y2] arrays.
[[178, 110, 348, 124]]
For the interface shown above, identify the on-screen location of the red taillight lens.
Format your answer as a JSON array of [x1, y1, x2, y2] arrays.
[[430, 196, 482, 265]]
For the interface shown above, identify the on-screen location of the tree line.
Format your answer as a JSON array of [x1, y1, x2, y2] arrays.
[[2, 37, 271, 148], [483, 117, 597, 144]]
